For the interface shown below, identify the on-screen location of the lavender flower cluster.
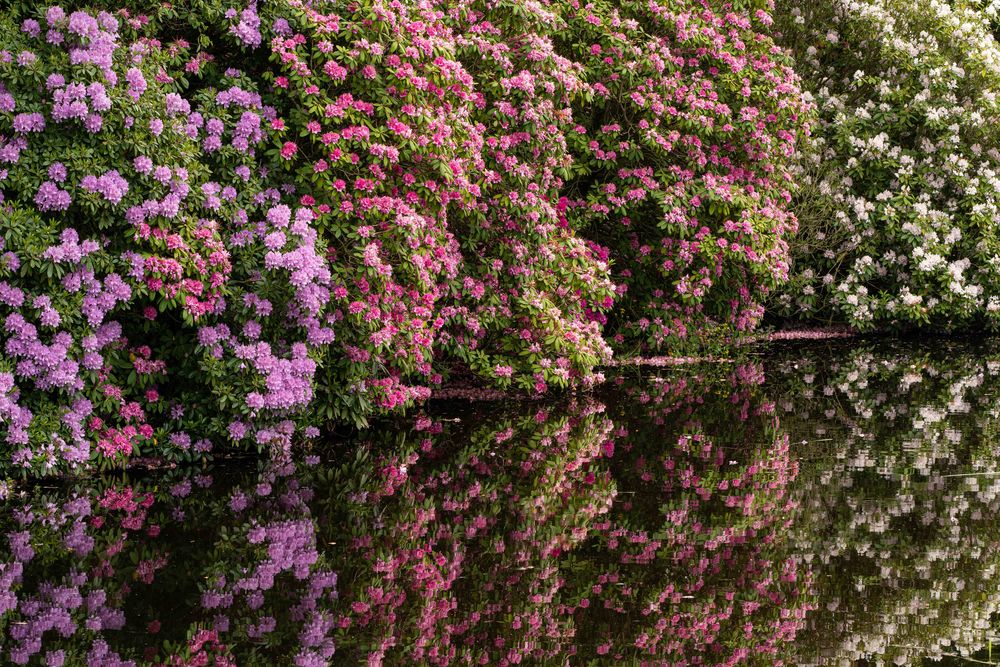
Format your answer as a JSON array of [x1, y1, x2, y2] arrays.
[[0, 5, 340, 476]]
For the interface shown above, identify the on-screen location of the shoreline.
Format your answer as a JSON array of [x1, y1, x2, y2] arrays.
[[430, 327, 860, 400]]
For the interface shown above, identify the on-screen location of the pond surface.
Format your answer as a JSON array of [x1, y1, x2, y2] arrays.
[[4, 339, 1000, 665]]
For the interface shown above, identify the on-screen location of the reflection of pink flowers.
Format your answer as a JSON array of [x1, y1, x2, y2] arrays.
[[136, 554, 168, 584], [324, 363, 814, 664]]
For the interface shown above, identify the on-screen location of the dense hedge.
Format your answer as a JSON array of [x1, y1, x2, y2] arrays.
[[3, 0, 1000, 475], [561, 0, 809, 350], [771, 0, 1000, 329]]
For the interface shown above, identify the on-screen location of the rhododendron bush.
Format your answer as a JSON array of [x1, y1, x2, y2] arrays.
[[975, 0, 1000, 39], [36, 0, 1000, 477], [0, 4, 346, 475], [266, 0, 617, 408], [0, 0, 817, 475], [771, 0, 1000, 329], [558, 0, 811, 351]]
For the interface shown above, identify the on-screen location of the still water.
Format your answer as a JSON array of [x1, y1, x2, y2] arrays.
[[3, 339, 1000, 665]]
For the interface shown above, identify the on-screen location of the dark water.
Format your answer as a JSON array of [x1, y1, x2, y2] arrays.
[[3, 339, 1000, 665]]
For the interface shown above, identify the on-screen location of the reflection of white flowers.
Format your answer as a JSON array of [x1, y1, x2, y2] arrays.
[[900, 371, 923, 389], [779, 344, 1000, 665]]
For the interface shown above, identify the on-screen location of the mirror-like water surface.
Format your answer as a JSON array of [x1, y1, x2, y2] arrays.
[[4, 340, 1000, 666]]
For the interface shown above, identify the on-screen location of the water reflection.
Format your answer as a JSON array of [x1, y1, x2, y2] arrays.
[[774, 340, 1000, 665], [4, 340, 1000, 665]]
